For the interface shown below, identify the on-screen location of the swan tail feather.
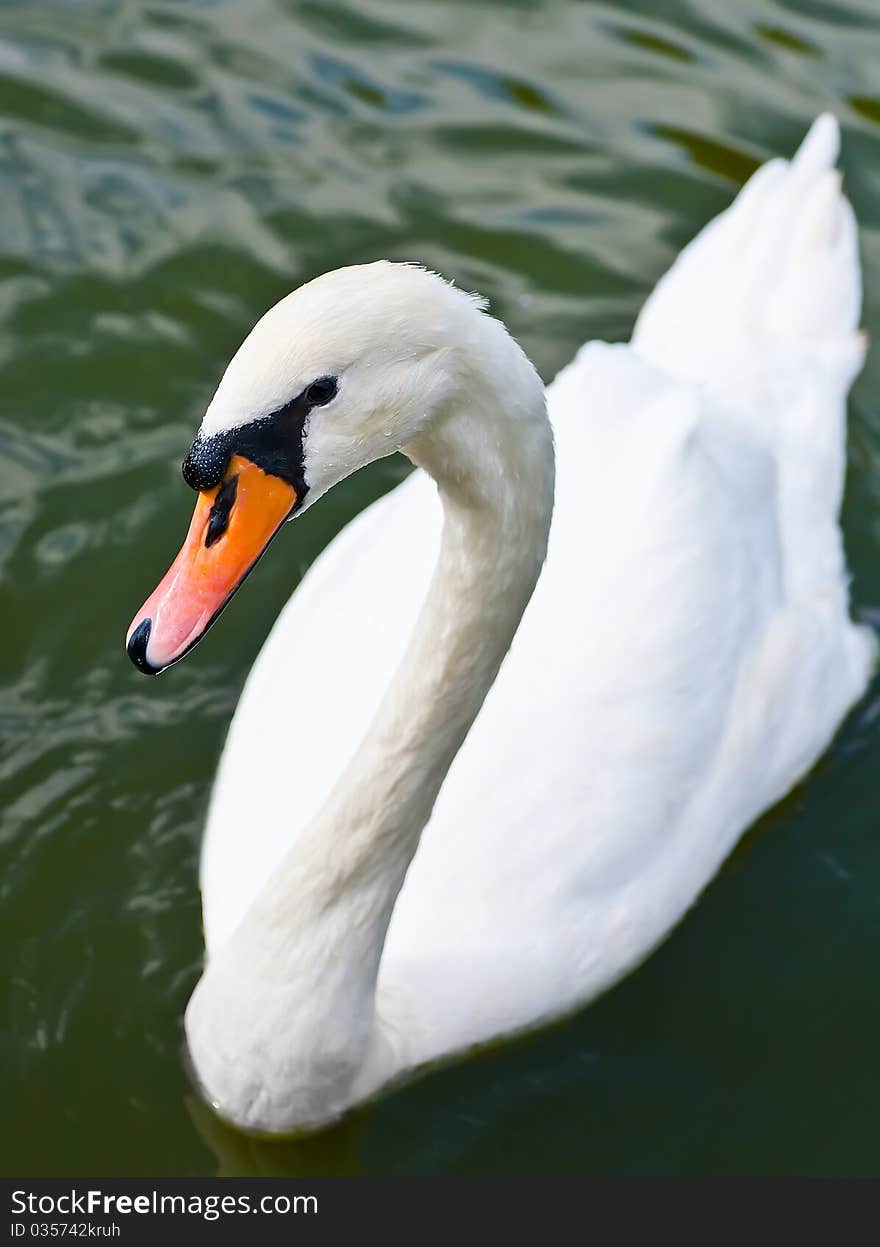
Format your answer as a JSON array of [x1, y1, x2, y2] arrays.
[[633, 115, 872, 702], [632, 114, 862, 380]]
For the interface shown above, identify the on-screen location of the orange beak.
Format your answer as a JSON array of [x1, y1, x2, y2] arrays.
[[126, 454, 297, 674]]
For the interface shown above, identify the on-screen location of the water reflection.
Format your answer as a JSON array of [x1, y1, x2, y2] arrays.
[[187, 1097, 367, 1177]]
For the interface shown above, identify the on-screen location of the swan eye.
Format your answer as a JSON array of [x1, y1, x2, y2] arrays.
[[304, 376, 338, 407]]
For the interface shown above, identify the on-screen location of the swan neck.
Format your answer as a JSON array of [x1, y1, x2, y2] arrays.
[[186, 334, 553, 1131]]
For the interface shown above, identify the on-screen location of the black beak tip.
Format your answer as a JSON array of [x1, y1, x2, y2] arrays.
[[127, 618, 161, 676]]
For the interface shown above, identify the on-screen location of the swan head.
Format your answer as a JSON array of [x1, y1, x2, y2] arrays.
[[125, 261, 500, 674]]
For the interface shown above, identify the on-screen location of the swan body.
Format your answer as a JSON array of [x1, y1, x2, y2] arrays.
[[128, 116, 874, 1134]]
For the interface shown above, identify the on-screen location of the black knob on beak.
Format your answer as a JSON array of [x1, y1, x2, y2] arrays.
[[182, 434, 231, 492]]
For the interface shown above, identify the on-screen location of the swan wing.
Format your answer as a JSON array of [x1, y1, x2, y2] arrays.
[[380, 334, 872, 1060]]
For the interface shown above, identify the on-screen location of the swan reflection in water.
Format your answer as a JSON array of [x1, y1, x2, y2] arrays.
[[186, 1095, 368, 1177]]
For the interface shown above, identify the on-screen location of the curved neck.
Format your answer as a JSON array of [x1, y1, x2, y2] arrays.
[[186, 336, 554, 1131]]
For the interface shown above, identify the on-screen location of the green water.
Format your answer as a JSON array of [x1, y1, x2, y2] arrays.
[[2, 0, 879, 1177]]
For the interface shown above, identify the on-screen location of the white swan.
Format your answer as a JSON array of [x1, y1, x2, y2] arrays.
[[127, 115, 875, 1135]]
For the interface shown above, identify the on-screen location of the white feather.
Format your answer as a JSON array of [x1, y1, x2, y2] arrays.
[[187, 116, 875, 1133]]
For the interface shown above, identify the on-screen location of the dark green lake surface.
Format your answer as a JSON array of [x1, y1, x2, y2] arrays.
[[2, 0, 879, 1176]]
